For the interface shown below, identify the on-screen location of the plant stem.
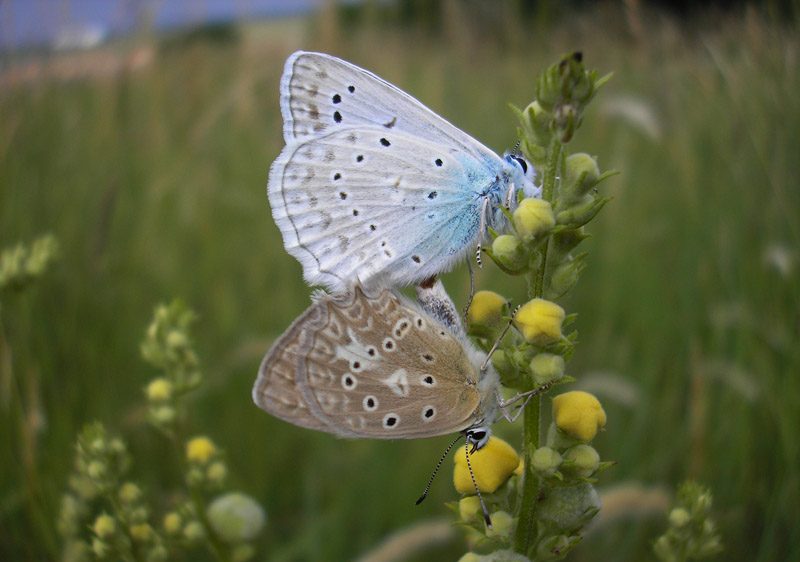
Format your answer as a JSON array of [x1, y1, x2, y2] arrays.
[[514, 135, 561, 556], [532, 138, 561, 297], [513, 393, 541, 553]]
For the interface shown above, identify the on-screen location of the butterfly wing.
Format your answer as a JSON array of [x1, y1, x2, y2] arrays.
[[280, 51, 496, 161], [270, 127, 504, 293], [253, 287, 483, 439], [271, 51, 511, 293]]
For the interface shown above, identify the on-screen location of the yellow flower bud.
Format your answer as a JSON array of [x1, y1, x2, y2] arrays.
[[564, 153, 600, 201], [486, 510, 514, 539], [118, 482, 141, 504], [92, 538, 109, 558], [207, 461, 228, 483], [186, 436, 216, 464], [552, 391, 607, 442], [458, 496, 482, 522], [149, 545, 169, 562], [563, 444, 600, 478], [669, 507, 691, 528], [87, 461, 106, 480], [166, 330, 188, 349], [514, 298, 565, 345], [163, 512, 182, 535], [491, 235, 528, 273], [129, 523, 153, 542], [151, 405, 176, 424], [453, 437, 520, 494], [513, 198, 555, 242], [529, 353, 565, 385], [183, 521, 205, 542], [93, 513, 116, 538], [146, 378, 173, 402], [467, 290, 507, 336], [531, 446, 562, 475]]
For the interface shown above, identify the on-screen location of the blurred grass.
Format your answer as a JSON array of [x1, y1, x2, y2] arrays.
[[1, 1, 799, 560]]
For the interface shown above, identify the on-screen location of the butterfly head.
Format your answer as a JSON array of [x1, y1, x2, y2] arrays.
[[504, 153, 540, 200], [465, 425, 492, 453]]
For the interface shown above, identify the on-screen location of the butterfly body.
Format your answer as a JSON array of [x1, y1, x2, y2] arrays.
[[269, 51, 538, 294], [252, 284, 499, 440]]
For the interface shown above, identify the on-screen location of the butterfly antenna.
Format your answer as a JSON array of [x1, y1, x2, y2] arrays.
[[512, 140, 521, 156], [481, 304, 520, 372], [465, 442, 493, 528], [415, 433, 463, 505], [463, 259, 476, 324]]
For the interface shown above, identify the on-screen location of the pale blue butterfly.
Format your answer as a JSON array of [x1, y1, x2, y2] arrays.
[[269, 51, 539, 294]]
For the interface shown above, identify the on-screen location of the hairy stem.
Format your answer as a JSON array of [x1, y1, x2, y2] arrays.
[[514, 135, 561, 555]]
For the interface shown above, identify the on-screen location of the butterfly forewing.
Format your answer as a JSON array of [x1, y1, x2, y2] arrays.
[[281, 51, 497, 162], [270, 127, 494, 293], [253, 287, 483, 439]]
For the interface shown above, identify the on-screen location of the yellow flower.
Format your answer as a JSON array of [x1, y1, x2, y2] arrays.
[[467, 291, 507, 330], [186, 436, 217, 464], [563, 444, 600, 477], [513, 198, 555, 242], [118, 482, 141, 504], [92, 513, 116, 538], [531, 446, 562, 475], [146, 378, 173, 402], [529, 353, 565, 384], [491, 235, 527, 273], [514, 298, 565, 345], [486, 510, 514, 539], [163, 512, 182, 535], [183, 521, 205, 542], [129, 523, 153, 542], [207, 461, 228, 483], [669, 507, 691, 528], [458, 496, 482, 522], [552, 391, 606, 442], [453, 437, 520, 494]]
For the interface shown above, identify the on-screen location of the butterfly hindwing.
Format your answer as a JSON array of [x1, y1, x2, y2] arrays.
[[253, 287, 483, 439], [252, 303, 332, 433]]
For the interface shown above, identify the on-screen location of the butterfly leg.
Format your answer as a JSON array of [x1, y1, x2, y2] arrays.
[[504, 182, 515, 210], [462, 259, 476, 325], [479, 303, 520, 372], [496, 380, 558, 423], [416, 277, 465, 337], [476, 197, 490, 270]]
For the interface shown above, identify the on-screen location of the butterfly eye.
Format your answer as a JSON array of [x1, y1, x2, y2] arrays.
[[513, 156, 528, 174], [471, 430, 486, 441]]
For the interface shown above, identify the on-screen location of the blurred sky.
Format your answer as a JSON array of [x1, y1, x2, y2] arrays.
[[0, 0, 337, 49]]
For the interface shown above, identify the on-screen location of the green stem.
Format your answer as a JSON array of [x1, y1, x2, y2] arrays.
[[514, 135, 561, 556], [170, 391, 231, 562], [513, 394, 541, 553], [532, 138, 561, 297]]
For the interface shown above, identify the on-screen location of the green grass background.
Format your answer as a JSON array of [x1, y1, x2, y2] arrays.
[[1, 1, 799, 560]]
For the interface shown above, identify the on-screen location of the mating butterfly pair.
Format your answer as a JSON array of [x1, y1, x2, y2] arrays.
[[252, 51, 541, 452]]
